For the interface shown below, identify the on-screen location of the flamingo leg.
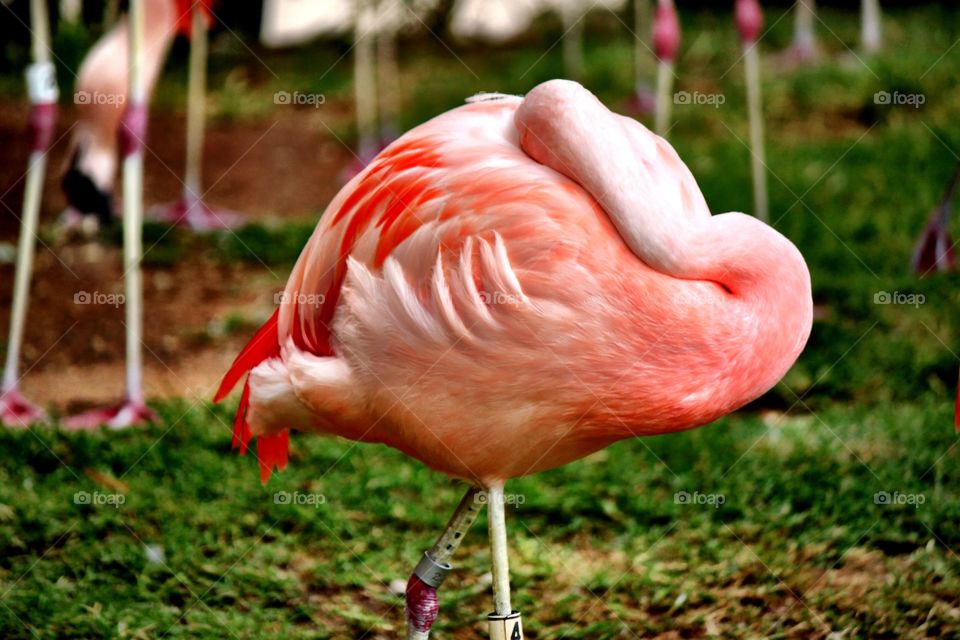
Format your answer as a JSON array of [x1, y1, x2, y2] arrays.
[[861, 0, 883, 55], [63, 0, 155, 431], [149, 7, 242, 231], [787, 0, 817, 64], [486, 483, 523, 639], [406, 486, 483, 640], [119, 0, 153, 427], [1, 0, 57, 428], [183, 6, 206, 221], [653, 59, 674, 137], [743, 43, 769, 222]]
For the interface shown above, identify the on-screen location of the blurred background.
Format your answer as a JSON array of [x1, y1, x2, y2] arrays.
[[1, 1, 958, 638]]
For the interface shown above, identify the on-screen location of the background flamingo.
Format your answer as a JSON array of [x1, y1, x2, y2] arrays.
[[60, 0, 176, 228], [150, 0, 244, 230], [215, 79, 813, 637], [450, 0, 625, 81]]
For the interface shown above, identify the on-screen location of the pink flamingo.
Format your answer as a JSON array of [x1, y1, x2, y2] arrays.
[[150, 0, 244, 230], [216, 80, 812, 637], [60, 0, 176, 229]]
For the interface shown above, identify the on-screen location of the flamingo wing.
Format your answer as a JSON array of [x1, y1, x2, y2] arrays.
[[216, 97, 561, 480]]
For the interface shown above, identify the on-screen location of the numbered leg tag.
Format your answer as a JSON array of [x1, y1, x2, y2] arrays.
[[487, 611, 522, 640]]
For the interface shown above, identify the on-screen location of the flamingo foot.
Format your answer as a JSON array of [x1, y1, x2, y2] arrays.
[[149, 198, 244, 231], [0, 387, 48, 428], [62, 399, 156, 431]]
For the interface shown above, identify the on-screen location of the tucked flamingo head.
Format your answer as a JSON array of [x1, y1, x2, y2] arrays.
[[515, 80, 812, 424], [653, 0, 681, 62], [735, 0, 764, 44]]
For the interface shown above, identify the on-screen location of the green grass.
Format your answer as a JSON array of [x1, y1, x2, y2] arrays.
[[0, 400, 957, 638], [3, 4, 960, 638]]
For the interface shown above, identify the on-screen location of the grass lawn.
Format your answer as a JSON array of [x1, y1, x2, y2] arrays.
[[1, 400, 958, 638], [2, 3, 960, 638]]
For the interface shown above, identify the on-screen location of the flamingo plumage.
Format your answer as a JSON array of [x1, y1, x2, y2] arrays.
[[216, 80, 812, 636]]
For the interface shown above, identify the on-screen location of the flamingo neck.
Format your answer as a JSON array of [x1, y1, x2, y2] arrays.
[[516, 80, 711, 277], [515, 80, 812, 411]]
